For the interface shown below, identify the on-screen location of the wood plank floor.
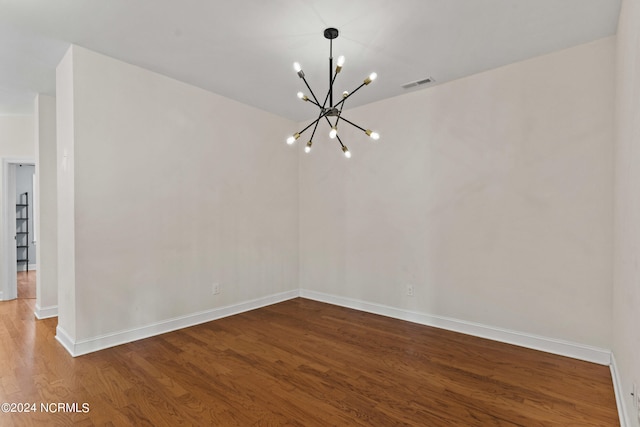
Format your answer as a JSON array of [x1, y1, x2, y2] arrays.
[[17, 271, 36, 299], [0, 295, 619, 426]]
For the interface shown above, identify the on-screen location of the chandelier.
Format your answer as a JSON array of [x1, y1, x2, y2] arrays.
[[286, 27, 380, 158]]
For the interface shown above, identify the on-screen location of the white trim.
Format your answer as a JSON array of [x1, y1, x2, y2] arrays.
[[34, 304, 58, 319], [1, 159, 17, 300], [55, 325, 75, 356], [299, 289, 612, 366], [55, 290, 299, 357], [611, 353, 631, 427]]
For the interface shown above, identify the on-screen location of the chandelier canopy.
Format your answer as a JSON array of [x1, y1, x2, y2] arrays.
[[286, 27, 380, 158]]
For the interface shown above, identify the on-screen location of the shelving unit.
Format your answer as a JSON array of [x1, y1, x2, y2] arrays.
[[16, 192, 29, 272]]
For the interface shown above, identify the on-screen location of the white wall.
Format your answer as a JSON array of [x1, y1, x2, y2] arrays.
[[300, 37, 615, 349], [56, 46, 298, 348], [0, 115, 35, 299], [56, 48, 76, 338], [613, 0, 640, 425], [35, 94, 57, 318], [0, 116, 34, 156]]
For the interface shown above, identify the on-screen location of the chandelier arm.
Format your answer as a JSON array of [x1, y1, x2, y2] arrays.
[[323, 51, 345, 109], [320, 66, 340, 109], [301, 76, 322, 106], [297, 117, 322, 136], [334, 82, 366, 110], [330, 68, 340, 90], [321, 116, 346, 149], [309, 112, 322, 141], [335, 133, 347, 150], [306, 98, 322, 108], [328, 70, 340, 109], [296, 108, 333, 136], [321, 89, 331, 109], [334, 96, 347, 128], [333, 116, 341, 130], [336, 116, 367, 133]]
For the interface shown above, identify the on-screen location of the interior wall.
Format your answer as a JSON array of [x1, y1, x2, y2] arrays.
[[35, 94, 57, 316], [0, 116, 34, 156], [613, 0, 640, 425], [0, 115, 35, 299], [57, 45, 299, 344], [56, 48, 76, 338], [299, 37, 615, 349]]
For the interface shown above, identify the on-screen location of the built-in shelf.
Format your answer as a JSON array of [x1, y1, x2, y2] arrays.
[[16, 192, 29, 272]]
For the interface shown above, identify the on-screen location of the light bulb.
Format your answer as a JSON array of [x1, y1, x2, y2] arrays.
[[342, 91, 349, 98], [336, 55, 345, 73], [297, 92, 304, 99], [329, 127, 337, 139], [366, 129, 380, 140], [304, 141, 312, 153], [286, 133, 300, 145], [364, 72, 377, 85], [342, 146, 351, 158], [293, 62, 301, 72]]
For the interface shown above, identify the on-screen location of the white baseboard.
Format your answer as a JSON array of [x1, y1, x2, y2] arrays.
[[299, 289, 612, 366], [34, 304, 58, 319], [611, 353, 631, 427], [55, 325, 75, 356], [17, 264, 37, 272], [52, 288, 624, 425], [55, 289, 299, 357]]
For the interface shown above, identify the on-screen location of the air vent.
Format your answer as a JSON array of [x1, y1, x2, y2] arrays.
[[401, 77, 435, 89]]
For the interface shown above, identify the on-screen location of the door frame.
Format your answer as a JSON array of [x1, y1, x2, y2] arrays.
[[1, 157, 36, 300]]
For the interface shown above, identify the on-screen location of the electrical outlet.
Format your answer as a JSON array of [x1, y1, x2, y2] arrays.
[[406, 284, 414, 296], [212, 283, 220, 295]]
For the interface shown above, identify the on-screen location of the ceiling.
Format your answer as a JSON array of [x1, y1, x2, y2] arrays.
[[0, 0, 621, 121]]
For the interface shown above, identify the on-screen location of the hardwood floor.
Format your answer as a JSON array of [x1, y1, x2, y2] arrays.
[[0, 297, 619, 426], [17, 271, 36, 299]]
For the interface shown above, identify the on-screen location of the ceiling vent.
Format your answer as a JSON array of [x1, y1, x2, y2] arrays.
[[401, 77, 434, 89]]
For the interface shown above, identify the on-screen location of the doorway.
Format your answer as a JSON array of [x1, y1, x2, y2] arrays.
[[16, 163, 36, 299], [1, 158, 36, 301]]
